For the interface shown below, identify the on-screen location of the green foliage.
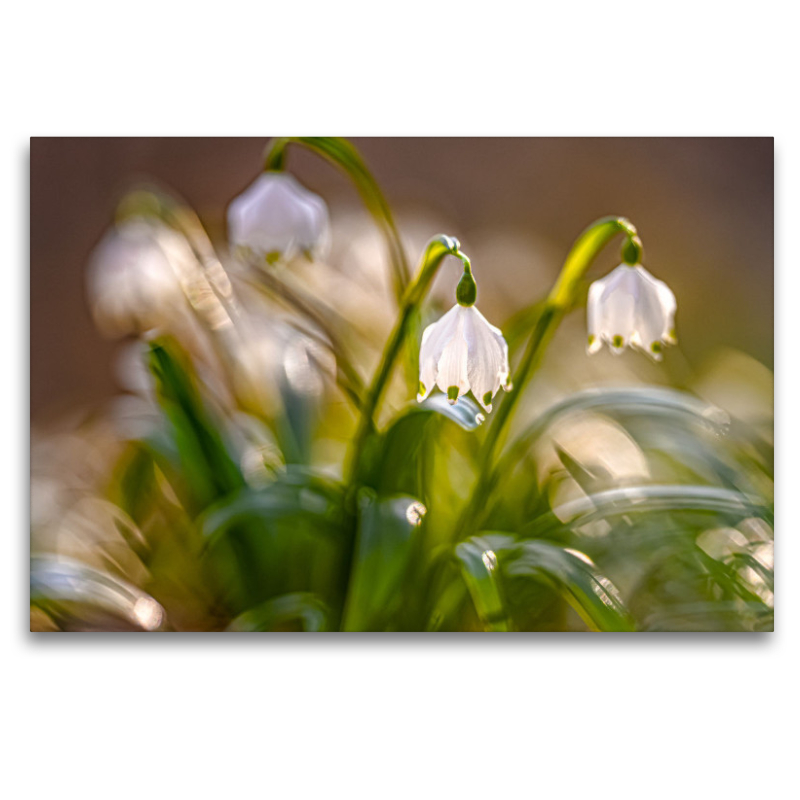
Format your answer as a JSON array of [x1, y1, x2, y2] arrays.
[[148, 338, 245, 510], [227, 593, 331, 632], [31, 139, 773, 633], [34, 332, 772, 631], [342, 492, 422, 631], [363, 394, 484, 497], [454, 536, 511, 631]]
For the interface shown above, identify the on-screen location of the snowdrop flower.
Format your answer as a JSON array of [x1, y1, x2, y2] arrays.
[[417, 266, 510, 413], [87, 218, 194, 337], [227, 172, 331, 263], [587, 253, 677, 361]]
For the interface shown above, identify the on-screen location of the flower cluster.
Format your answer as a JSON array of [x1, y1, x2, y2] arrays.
[[224, 168, 677, 417]]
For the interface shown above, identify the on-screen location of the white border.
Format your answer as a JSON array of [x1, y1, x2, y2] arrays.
[[4, 3, 793, 799]]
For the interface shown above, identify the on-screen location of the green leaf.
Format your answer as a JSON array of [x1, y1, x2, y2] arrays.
[[499, 387, 731, 473], [227, 593, 331, 632], [199, 469, 344, 547], [454, 535, 514, 631], [148, 337, 244, 511], [500, 539, 635, 632], [413, 394, 486, 430], [554, 444, 608, 497], [361, 394, 485, 496], [524, 485, 770, 541], [198, 469, 349, 613], [342, 492, 423, 631], [30, 555, 166, 631], [642, 602, 772, 632]]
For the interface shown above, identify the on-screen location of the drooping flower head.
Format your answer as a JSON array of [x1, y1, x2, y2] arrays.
[[417, 256, 510, 412], [227, 172, 331, 263], [87, 218, 194, 337], [587, 236, 677, 361]]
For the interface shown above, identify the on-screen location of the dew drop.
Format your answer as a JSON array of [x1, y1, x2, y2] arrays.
[[133, 597, 164, 631], [481, 550, 498, 571], [405, 501, 427, 526]]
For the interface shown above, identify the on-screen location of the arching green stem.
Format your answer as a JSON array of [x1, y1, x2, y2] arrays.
[[264, 137, 410, 301], [347, 234, 466, 483], [547, 216, 639, 309], [458, 216, 641, 536]]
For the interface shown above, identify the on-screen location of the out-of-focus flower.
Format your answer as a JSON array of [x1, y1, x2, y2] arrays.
[[231, 314, 336, 415], [417, 304, 511, 412], [587, 263, 677, 361], [227, 172, 331, 263], [87, 218, 194, 337]]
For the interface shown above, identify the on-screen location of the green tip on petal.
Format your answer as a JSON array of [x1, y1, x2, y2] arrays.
[[418, 381, 426, 396], [588, 334, 595, 346], [482, 391, 493, 408], [651, 341, 662, 354], [447, 386, 459, 403], [612, 335, 624, 348]]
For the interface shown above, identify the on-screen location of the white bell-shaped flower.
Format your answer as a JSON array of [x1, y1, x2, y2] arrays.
[[417, 304, 511, 412], [87, 218, 193, 337], [587, 263, 677, 361], [227, 172, 331, 263]]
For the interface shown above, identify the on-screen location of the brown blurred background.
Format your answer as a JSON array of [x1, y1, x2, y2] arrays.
[[30, 137, 773, 422]]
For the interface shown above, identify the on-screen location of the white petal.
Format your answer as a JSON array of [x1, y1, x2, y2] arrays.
[[586, 279, 606, 354], [462, 307, 508, 407], [435, 310, 470, 400], [630, 268, 667, 355], [417, 359, 436, 401], [654, 276, 677, 343], [599, 266, 637, 349], [420, 305, 460, 362], [631, 266, 677, 358], [417, 305, 461, 402]]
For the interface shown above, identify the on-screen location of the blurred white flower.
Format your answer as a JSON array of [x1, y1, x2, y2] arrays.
[[417, 304, 510, 412], [227, 172, 331, 263], [87, 219, 194, 337], [231, 314, 336, 415], [587, 264, 677, 361]]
